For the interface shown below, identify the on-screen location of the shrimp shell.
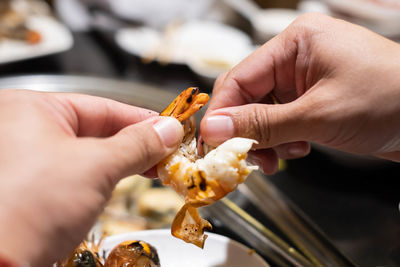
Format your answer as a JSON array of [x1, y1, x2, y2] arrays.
[[158, 87, 257, 248]]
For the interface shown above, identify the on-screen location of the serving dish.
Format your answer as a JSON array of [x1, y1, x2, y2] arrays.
[[223, 0, 302, 42], [101, 229, 270, 267], [115, 20, 253, 64], [115, 20, 255, 83], [325, 0, 400, 37]]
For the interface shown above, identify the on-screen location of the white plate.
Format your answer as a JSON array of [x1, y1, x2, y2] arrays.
[[114, 20, 254, 65], [325, 0, 400, 37], [187, 44, 255, 85], [252, 8, 301, 41], [101, 229, 270, 267], [0, 15, 73, 64]]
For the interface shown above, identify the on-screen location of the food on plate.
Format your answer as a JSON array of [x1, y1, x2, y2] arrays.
[[101, 216, 148, 236], [138, 187, 184, 228], [0, 0, 41, 44], [99, 176, 185, 236], [99, 176, 185, 235], [99, 176, 151, 235], [104, 176, 152, 218], [104, 240, 160, 267], [58, 239, 160, 267], [56, 240, 103, 267], [157, 87, 258, 248]]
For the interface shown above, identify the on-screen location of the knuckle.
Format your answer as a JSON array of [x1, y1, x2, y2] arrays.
[[215, 72, 228, 86], [228, 71, 256, 103], [290, 13, 335, 36], [213, 72, 229, 94], [294, 12, 328, 27], [252, 106, 270, 143], [238, 104, 270, 144]]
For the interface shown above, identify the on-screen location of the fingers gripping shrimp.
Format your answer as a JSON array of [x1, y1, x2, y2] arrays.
[[157, 87, 258, 248]]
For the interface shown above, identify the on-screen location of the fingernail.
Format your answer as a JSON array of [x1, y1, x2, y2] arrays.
[[204, 115, 234, 143], [153, 117, 182, 148]]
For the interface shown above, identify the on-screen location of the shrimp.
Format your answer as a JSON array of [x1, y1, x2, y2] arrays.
[[104, 240, 160, 267], [58, 239, 160, 267], [157, 87, 258, 248], [56, 240, 103, 267]]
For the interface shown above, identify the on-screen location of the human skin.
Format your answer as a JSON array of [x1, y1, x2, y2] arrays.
[[0, 90, 183, 266], [200, 13, 400, 174]]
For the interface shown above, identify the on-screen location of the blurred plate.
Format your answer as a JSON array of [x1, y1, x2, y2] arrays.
[[251, 8, 301, 42], [0, 15, 73, 64], [115, 20, 255, 68], [101, 229, 270, 267], [325, 0, 400, 37], [187, 44, 255, 85]]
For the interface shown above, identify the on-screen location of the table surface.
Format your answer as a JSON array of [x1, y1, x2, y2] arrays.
[[0, 32, 399, 267]]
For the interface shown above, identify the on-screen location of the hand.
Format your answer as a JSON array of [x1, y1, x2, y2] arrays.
[[0, 90, 183, 266], [200, 13, 400, 173]]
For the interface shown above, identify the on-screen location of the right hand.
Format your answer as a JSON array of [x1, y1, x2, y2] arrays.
[[200, 13, 400, 173]]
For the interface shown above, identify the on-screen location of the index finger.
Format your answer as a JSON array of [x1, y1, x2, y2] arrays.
[[206, 27, 300, 114], [54, 93, 158, 137]]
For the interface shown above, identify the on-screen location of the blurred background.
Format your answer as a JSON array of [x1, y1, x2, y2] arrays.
[[2, 0, 400, 92], [1, 0, 400, 266]]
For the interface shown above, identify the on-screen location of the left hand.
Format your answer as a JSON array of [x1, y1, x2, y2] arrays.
[[0, 90, 183, 266]]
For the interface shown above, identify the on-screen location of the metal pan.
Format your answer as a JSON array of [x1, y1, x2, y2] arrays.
[[0, 74, 175, 111]]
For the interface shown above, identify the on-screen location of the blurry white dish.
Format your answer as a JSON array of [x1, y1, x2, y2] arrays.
[[187, 44, 255, 84], [115, 20, 254, 65], [297, 0, 332, 15], [115, 26, 175, 62], [325, 0, 400, 37], [101, 229, 270, 267], [252, 8, 301, 42], [108, 0, 215, 29], [0, 15, 73, 64], [223, 0, 301, 42]]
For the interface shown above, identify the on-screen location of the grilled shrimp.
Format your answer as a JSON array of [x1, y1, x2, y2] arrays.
[[58, 239, 160, 267], [56, 240, 103, 267], [157, 87, 257, 248], [104, 240, 160, 267]]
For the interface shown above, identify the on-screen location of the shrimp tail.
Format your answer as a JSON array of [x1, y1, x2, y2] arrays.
[[171, 203, 212, 248]]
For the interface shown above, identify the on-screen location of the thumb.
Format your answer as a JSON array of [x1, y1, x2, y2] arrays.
[[201, 102, 314, 148], [94, 116, 183, 181]]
